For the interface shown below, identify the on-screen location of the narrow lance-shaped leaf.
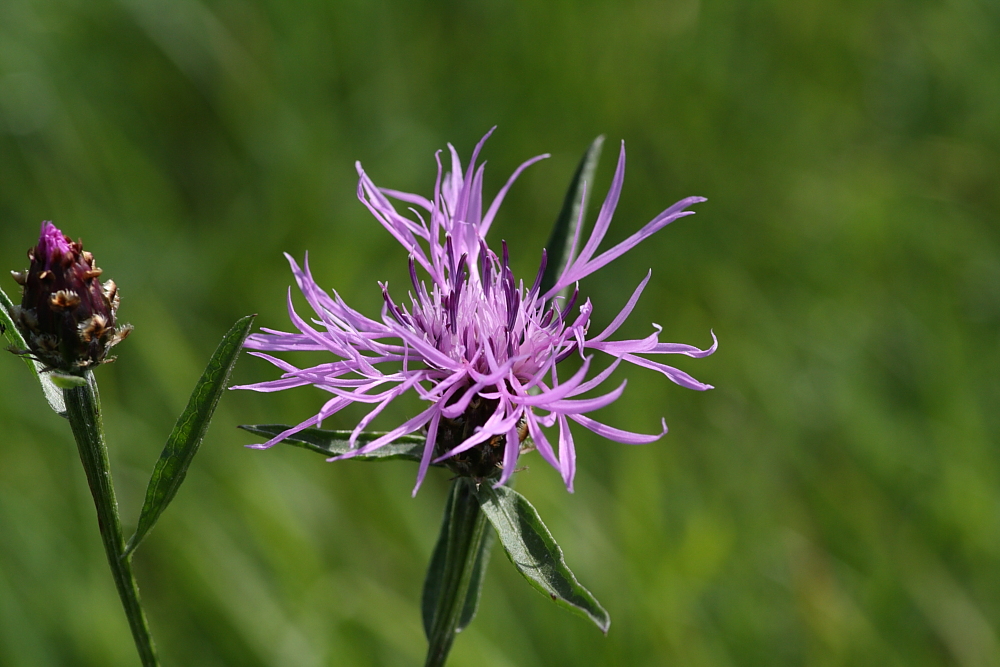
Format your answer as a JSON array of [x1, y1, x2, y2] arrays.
[[238, 424, 431, 463], [422, 479, 496, 639], [423, 481, 459, 638], [423, 478, 493, 667], [476, 484, 610, 633], [457, 520, 494, 632], [0, 284, 67, 416], [539, 135, 605, 297], [124, 314, 256, 557]]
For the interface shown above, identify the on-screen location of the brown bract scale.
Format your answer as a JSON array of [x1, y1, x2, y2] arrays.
[[435, 394, 531, 479], [8, 222, 131, 371]]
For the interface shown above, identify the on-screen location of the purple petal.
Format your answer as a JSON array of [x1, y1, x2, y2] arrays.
[[545, 380, 627, 414], [381, 188, 434, 212], [383, 320, 460, 371], [332, 402, 438, 459], [248, 396, 351, 449], [567, 355, 624, 397], [348, 375, 422, 446], [557, 414, 576, 491], [569, 197, 705, 283], [494, 420, 521, 487], [480, 154, 550, 238], [589, 271, 651, 344], [622, 353, 715, 391], [572, 141, 626, 270], [586, 328, 660, 356], [524, 409, 561, 471], [454, 128, 493, 225], [442, 363, 514, 418], [412, 401, 448, 497], [515, 356, 593, 406], [648, 330, 718, 357], [568, 413, 668, 444]]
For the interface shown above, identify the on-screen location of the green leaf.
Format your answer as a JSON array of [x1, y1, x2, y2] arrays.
[[422, 482, 457, 639], [422, 480, 495, 640], [457, 521, 494, 631], [475, 484, 610, 633], [539, 135, 605, 297], [238, 424, 431, 463], [422, 478, 493, 667], [0, 284, 67, 416], [124, 314, 256, 557]]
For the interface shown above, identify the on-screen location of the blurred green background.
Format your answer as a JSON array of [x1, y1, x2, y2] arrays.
[[2, 0, 999, 665]]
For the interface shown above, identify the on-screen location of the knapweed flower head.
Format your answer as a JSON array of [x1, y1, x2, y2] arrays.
[[239, 130, 716, 494], [10, 222, 130, 371]]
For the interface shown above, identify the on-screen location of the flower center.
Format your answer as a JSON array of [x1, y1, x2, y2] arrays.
[[434, 393, 528, 479]]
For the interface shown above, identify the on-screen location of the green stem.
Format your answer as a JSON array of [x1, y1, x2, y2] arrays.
[[64, 372, 160, 667], [424, 478, 490, 667]]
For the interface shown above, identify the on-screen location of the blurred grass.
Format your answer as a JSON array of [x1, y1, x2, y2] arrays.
[[2, 0, 999, 665]]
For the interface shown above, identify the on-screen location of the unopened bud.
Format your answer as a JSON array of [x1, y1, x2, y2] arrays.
[[9, 222, 131, 371]]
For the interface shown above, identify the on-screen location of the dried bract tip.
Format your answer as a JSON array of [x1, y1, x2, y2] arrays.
[[50, 289, 82, 310], [10, 221, 131, 371]]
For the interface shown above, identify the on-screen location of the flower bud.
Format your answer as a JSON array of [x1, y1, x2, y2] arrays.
[[9, 222, 131, 371]]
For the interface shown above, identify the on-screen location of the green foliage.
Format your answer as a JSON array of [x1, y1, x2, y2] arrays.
[[49, 373, 89, 389], [476, 484, 610, 634], [422, 479, 493, 667], [422, 480, 495, 637], [540, 135, 604, 296], [2, 0, 999, 665], [0, 284, 66, 415], [125, 314, 256, 557], [63, 372, 159, 666], [239, 424, 429, 463]]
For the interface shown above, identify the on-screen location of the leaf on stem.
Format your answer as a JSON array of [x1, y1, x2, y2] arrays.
[[0, 284, 67, 416], [124, 314, 256, 557], [238, 424, 431, 463], [539, 135, 605, 297], [457, 523, 494, 632], [475, 484, 610, 633]]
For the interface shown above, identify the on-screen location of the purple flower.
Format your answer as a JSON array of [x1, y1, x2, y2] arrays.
[[10, 222, 130, 371], [237, 131, 716, 494]]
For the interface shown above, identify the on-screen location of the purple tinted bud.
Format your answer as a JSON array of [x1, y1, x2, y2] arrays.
[[10, 222, 131, 371]]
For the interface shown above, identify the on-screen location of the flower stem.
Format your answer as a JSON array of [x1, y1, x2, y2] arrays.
[[64, 372, 160, 667], [424, 478, 490, 667]]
